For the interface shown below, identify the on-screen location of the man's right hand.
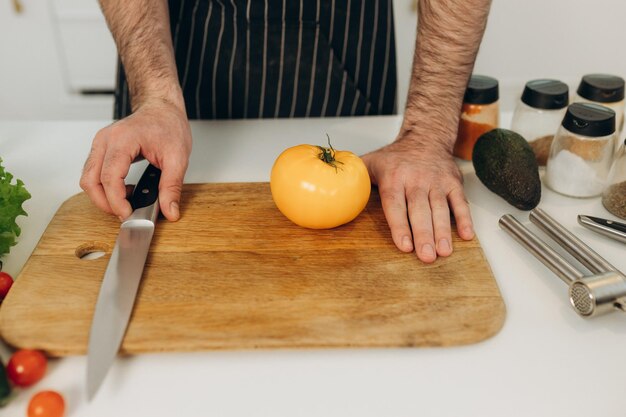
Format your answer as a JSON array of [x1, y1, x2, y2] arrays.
[[80, 100, 192, 222]]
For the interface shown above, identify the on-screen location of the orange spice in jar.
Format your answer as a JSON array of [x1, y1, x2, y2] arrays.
[[454, 75, 500, 160]]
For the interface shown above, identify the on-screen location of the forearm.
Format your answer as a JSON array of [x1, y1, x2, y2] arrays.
[[99, 0, 184, 112], [401, 0, 492, 151]]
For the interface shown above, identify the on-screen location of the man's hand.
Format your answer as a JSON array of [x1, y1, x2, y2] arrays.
[[80, 100, 192, 221], [371, 0, 491, 261], [84, 0, 189, 220], [362, 135, 474, 263]]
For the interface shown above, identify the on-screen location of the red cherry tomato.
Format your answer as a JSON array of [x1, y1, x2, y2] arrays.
[[6, 349, 47, 387], [28, 391, 65, 417], [0, 271, 13, 300]]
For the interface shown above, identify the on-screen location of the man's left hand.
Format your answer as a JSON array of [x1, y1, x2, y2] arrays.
[[361, 136, 475, 263]]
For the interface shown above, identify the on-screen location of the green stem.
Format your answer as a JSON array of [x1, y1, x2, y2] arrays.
[[317, 134, 343, 171]]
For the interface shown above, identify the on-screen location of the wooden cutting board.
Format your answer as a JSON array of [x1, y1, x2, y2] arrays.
[[0, 183, 505, 356]]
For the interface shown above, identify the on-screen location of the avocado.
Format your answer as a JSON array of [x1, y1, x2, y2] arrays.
[[472, 128, 541, 210], [0, 360, 11, 407]]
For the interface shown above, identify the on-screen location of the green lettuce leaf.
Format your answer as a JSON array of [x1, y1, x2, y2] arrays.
[[0, 158, 31, 258]]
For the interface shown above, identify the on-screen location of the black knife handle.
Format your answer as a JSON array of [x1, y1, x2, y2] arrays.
[[587, 215, 626, 234], [130, 164, 161, 210]]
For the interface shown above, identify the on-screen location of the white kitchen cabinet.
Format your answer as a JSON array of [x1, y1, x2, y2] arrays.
[[51, 0, 117, 93], [0, 0, 114, 120]]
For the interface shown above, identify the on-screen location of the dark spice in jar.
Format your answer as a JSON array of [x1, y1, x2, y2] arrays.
[[602, 181, 626, 219], [529, 135, 554, 166]]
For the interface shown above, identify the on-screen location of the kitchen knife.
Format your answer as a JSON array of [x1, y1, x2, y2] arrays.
[[86, 163, 161, 400], [578, 215, 626, 244]]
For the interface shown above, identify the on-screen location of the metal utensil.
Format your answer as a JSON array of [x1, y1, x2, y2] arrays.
[[578, 215, 626, 244], [86, 164, 161, 400], [499, 209, 626, 318], [529, 209, 618, 274]]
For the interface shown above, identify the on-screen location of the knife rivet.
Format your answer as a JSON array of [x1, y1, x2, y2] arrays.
[[142, 188, 149, 194]]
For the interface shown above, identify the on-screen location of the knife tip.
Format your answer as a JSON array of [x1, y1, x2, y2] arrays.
[[86, 362, 106, 402], [86, 377, 98, 402]]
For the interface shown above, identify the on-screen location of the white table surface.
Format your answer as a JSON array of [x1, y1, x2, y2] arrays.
[[0, 116, 624, 417]]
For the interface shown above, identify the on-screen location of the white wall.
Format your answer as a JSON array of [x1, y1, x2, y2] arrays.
[[1, 0, 626, 119], [394, 0, 626, 112]]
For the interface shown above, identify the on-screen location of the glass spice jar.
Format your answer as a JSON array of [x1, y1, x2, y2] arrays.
[[574, 74, 625, 140], [545, 103, 616, 198], [510, 79, 569, 166], [454, 75, 499, 160], [602, 137, 626, 219]]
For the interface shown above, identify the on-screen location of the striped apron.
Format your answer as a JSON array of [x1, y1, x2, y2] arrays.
[[114, 0, 397, 119]]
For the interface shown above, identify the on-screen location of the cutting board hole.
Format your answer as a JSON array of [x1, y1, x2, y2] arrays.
[[75, 242, 110, 260]]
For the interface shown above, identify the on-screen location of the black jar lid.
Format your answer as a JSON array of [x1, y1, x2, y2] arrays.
[[521, 79, 569, 110], [562, 103, 615, 137], [577, 74, 625, 103], [464, 75, 499, 105]]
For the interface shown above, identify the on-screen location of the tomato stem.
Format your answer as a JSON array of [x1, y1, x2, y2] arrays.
[[318, 134, 344, 171]]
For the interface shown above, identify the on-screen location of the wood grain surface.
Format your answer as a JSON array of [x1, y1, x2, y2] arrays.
[[0, 183, 505, 356]]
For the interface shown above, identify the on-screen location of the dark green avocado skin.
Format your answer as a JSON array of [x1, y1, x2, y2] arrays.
[[0, 360, 11, 407], [472, 128, 541, 211]]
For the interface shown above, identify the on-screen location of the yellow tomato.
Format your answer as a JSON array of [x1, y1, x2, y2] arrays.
[[270, 143, 371, 229]]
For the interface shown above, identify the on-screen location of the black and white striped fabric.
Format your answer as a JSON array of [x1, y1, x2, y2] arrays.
[[114, 0, 397, 119]]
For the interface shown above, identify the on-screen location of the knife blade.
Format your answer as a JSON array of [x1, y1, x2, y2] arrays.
[[578, 215, 626, 244], [86, 163, 161, 400]]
